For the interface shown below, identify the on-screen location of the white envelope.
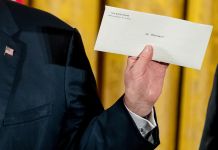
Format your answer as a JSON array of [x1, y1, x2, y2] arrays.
[[94, 6, 213, 69]]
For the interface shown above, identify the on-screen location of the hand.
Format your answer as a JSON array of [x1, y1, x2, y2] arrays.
[[124, 45, 168, 117]]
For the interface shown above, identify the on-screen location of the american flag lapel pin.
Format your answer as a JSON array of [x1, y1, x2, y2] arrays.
[[4, 46, 14, 56]]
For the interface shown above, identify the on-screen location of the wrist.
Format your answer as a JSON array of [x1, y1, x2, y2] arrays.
[[143, 112, 151, 119], [124, 95, 153, 117]]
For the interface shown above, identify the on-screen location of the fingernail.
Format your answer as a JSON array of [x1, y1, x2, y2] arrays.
[[145, 45, 152, 52]]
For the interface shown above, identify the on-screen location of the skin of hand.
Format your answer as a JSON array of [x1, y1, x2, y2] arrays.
[[124, 45, 168, 117]]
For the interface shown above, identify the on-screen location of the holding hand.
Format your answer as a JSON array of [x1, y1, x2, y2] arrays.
[[124, 45, 168, 117]]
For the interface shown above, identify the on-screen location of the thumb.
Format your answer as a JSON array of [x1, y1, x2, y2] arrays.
[[134, 45, 153, 71]]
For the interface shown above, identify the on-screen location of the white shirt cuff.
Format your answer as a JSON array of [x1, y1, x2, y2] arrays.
[[125, 105, 157, 138]]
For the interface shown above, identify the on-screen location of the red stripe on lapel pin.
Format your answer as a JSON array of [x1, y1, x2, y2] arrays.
[[12, 0, 25, 4], [4, 46, 14, 56]]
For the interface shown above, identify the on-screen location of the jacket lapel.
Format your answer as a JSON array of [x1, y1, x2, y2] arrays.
[[0, 0, 23, 126], [0, 0, 19, 36]]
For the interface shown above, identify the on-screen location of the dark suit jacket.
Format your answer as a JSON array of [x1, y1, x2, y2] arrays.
[[200, 65, 218, 150], [0, 1, 160, 149]]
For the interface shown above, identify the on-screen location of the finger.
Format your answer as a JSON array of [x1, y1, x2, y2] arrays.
[[162, 63, 169, 69], [133, 45, 153, 71], [153, 61, 169, 67], [127, 56, 138, 70], [154, 61, 169, 71], [150, 61, 169, 75]]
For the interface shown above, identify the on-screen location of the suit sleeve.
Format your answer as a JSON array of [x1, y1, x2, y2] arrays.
[[200, 65, 218, 150], [61, 29, 160, 150]]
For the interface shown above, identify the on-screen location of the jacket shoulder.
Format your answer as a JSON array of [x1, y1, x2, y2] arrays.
[[6, 1, 74, 31]]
